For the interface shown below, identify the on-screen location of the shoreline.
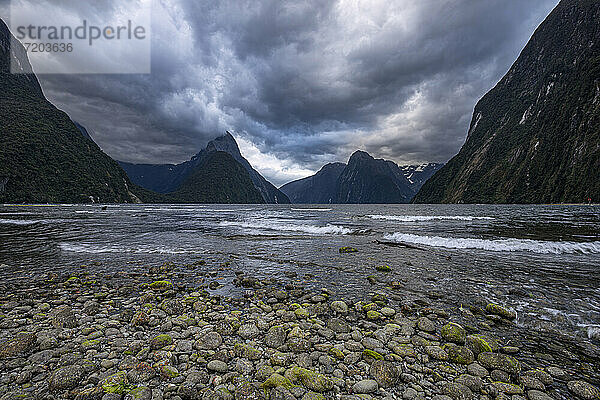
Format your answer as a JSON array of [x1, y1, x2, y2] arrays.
[[1, 262, 599, 400]]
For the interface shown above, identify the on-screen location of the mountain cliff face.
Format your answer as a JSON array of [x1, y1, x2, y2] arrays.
[[280, 163, 346, 204], [335, 151, 415, 204], [280, 152, 442, 204], [0, 19, 140, 204], [170, 152, 264, 204], [120, 133, 290, 204], [415, 0, 600, 204]]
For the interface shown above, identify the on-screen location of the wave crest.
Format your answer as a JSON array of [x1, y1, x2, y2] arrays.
[[382, 233, 600, 254], [369, 215, 493, 222], [219, 219, 353, 235]]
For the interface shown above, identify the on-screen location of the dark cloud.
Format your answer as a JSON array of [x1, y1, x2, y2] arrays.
[[1, 0, 559, 185]]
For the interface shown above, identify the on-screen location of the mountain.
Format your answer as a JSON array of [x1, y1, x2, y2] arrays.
[[280, 152, 443, 204], [169, 152, 264, 204], [120, 133, 290, 204], [0, 19, 140, 204], [280, 162, 346, 204], [335, 151, 414, 204], [73, 121, 94, 142], [414, 0, 600, 204]]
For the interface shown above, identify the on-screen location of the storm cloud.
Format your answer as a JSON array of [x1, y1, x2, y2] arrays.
[[1, 0, 559, 185]]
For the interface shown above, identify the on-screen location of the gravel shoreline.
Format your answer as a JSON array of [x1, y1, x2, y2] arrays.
[[0, 259, 599, 400]]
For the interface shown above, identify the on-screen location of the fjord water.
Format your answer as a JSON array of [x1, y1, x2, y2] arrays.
[[1, 204, 599, 344]]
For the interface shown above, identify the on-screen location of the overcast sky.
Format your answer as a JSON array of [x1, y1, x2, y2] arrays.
[[1, 0, 559, 186]]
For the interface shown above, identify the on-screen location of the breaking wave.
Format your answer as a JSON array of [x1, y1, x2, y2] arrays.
[[382, 233, 600, 254], [369, 215, 493, 222], [291, 208, 332, 212], [0, 219, 44, 225], [219, 219, 353, 235]]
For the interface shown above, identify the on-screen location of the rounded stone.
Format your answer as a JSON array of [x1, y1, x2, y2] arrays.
[[207, 360, 228, 373], [195, 331, 223, 350], [369, 360, 400, 387], [567, 380, 600, 400], [353, 379, 379, 394]]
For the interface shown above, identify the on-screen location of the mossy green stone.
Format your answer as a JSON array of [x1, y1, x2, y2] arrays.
[[441, 323, 467, 344], [446, 344, 474, 365], [150, 334, 173, 350], [287, 367, 334, 393], [102, 372, 128, 394], [149, 280, 173, 291], [302, 393, 326, 400], [485, 304, 516, 320], [339, 247, 358, 253], [366, 310, 382, 320], [329, 347, 345, 360], [262, 373, 294, 390], [362, 349, 384, 361], [375, 265, 391, 272]]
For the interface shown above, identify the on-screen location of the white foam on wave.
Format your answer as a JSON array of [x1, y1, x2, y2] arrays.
[[291, 208, 332, 212], [219, 219, 353, 235], [369, 215, 493, 222], [383, 233, 600, 254], [0, 219, 43, 225], [60, 243, 203, 254]]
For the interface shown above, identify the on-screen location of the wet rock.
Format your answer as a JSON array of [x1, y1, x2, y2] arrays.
[[265, 326, 287, 348], [426, 345, 449, 361], [150, 334, 173, 350], [238, 323, 260, 339], [527, 390, 554, 400], [327, 318, 350, 333], [286, 367, 334, 393], [352, 379, 378, 394], [149, 281, 173, 291], [101, 371, 128, 394], [195, 331, 223, 350], [441, 323, 466, 344], [455, 374, 482, 392], [485, 304, 516, 320], [330, 301, 348, 314], [234, 381, 265, 399], [441, 382, 473, 399], [124, 386, 152, 400], [417, 317, 435, 333], [465, 334, 498, 356], [50, 305, 77, 328], [126, 362, 156, 383], [567, 380, 600, 399], [447, 344, 474, 365], [547, 366, 570, 380], [478, 352, 520, 375], [490, 382, 523, 395], [369, 360, 400, 387], [0, 332, 37, 359], [207, 360, 228, 373], [49, 365, 84, 391]]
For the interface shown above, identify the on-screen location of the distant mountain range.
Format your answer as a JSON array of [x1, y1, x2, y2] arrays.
[[281, 151, 442, 204], [119, 132, 290, 204], [415, 0, 600, 204]]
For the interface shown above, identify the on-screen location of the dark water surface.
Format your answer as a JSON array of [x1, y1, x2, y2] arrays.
[[1, 204, 599, 350]]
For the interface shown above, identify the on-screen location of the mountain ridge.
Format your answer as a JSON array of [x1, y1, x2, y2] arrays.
[[280, 151, 443, 204], [414, 0, 600, 204], [119, 133, 290, 204], [0, 19, 141, 204]]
